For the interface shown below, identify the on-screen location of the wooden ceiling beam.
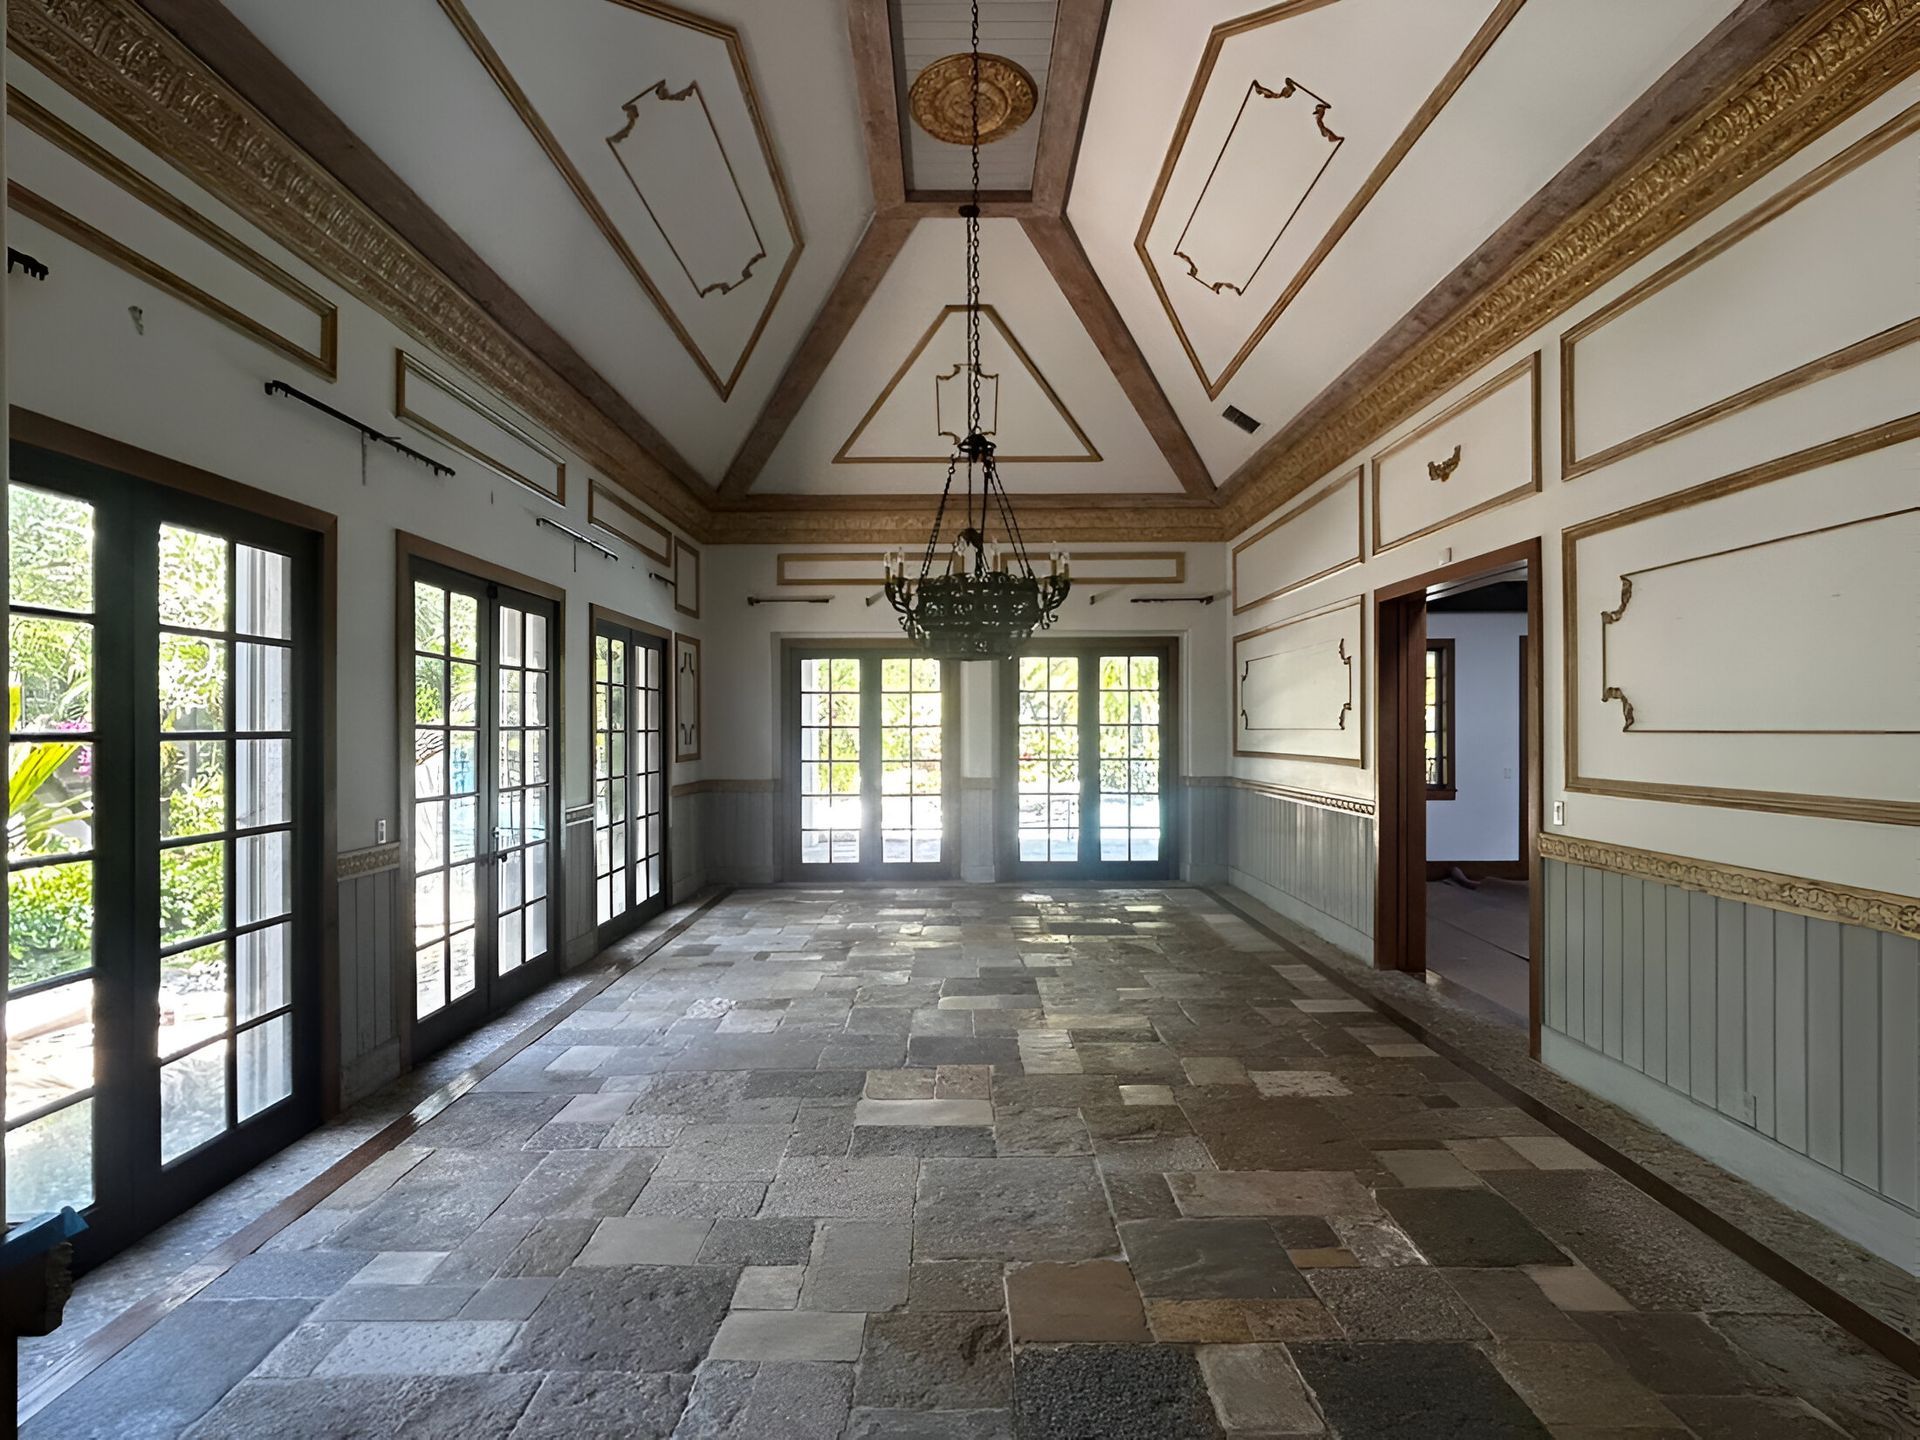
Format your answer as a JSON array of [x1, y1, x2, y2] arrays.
[[848, 0, 907, 210], [1031, 0, 1110, 214], [718, 215, 917, 496], [1023, 216, 1215, 499]]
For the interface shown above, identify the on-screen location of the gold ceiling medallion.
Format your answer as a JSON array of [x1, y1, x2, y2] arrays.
[[608, 81, 768, 299], [908, 53, 1038, 145]]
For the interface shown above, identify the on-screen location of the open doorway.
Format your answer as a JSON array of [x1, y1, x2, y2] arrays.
[[1375, 540, 1543, 1054]]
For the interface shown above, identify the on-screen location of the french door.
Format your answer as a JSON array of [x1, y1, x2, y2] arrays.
[[785, 648, 954, 880], [592, 614, 668, 940], [6, 445, 322, 1263], [1001, 640, 1177, 879], [408, 561, 557, 1056]]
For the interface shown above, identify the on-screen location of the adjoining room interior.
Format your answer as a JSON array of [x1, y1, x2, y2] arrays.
[[1424, 569, 1531, 1023], [4, 1, 1918, 1436]]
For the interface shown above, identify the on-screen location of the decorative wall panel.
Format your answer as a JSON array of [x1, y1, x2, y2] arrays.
[[1228, 782, 1376, 954], [6, 86, 337, 377], [394, 349, 567, 501], [438, 0, 801, 398], [1232, 466, 1362, 613], [775, 552, 890, 587], [1564, 417, 1920, 825], [1137, 0, 1526, 398], [1234, 596, 1365, 765], [673, 538, 702, 619], [1371, 352, 1539, 554], [674, 633, 702, 761], [590, 480, 673, 562], [1563, 102, 1920, 478]]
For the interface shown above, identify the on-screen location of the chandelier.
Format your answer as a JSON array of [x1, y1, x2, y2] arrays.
[[884, 0, 1069, 661]]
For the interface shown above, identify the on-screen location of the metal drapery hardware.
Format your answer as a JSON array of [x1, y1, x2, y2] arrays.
[[7, 248, 49, 280], [264, 380, 455, 477], [748, 595, 832, 606], [1129, 595, 1217, 605], [534, 515, 617, 560], [649, 571, 676, 588]]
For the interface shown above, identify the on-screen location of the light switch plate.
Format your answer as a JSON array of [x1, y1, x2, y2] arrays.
[[1552, 801, 1565, 826], [376, 818, 388, 844]]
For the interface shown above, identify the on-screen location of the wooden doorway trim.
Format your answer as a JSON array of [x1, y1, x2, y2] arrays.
[[1374, 537, 1544, 1057]]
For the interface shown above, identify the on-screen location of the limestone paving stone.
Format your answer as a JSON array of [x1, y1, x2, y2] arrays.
[[1120, 1218, 1310, 1300], [673, 1359, 855, 1440], [1166, 1168, 1377, 1217], [708, 1309, 867, 1362], [852, 1312, 1011, 1409], [851, 1125, 997, 1158], [760, 1156, 918, 1218], [179, 1376, 544, 1440], [1306, 1266, 1490, 1341], [696, 1217, 818, 1265], [1012, 1343, 1225, 1440], [1289, 1342, 1547, 1438], [844, 1408, 1013, 1439], [914, 1157, 1116, 1262], [908, 1261, 1007, 1312], [732, 1265, 806, 1309], [1006, 1260, 1151, 1343], [1197, 1344, 1323, 1433], [311, 1320, 520, 1376], [629, 1181, 768, 1218], [510, 1372, 692, 1439], [501, 1264, 734, 1373], [1378, 1186, 1570, 1268]]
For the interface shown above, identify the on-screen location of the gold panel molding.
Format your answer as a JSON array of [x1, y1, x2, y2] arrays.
[[836, 305, 1099, 464], [774, 551, 889, 587], [1562, 412, 1920, 826], [673, 538, 702, 620], [1229, 776, 1375, 817], [674, 632, 703, 761], [589, 480, 673, 563], [6, 85, 337, 377], [1562, 99, 1920, 480], [1369, 351, 1540, 556], [1232, 594, 1367, 766], [1138, 0, 1529, 400], [1231, 465, 1362, 614], [908, 52, 1037, 145], [7, 0, 703, 533], [1539, 833, 1920, 942], [437, 0, 802, 399], [394, 349, 567, 502], [336, 842, 402, 880], [1221, 0, 1920, 535]]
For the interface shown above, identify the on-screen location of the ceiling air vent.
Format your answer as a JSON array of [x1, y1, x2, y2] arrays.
[[1222, 405, 1261, 434]]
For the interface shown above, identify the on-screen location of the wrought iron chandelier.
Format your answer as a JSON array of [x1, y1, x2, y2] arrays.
[[884, 0, 1069, 661]]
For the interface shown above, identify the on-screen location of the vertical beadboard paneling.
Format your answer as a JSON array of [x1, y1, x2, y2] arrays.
[[1773, 913, 1809, 1153], [1621, 875, 1644, 1070], [1839, 925, 1881, 1190], [1543, 864, 1917, 1221], [336, 863, 400, 1106], [1745, 911, 1776, 1137], [1715, 897, 1746, 1123], [1805, 919, 1843, 1170], [1226, 786, 1374, 941], [1880, 935, 1920, 1209]]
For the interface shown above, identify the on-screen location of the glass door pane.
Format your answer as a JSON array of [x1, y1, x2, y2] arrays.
[[1098, 654, 1163, 863], [1015, 655, 1080, 863], [7, 483, 100, 1218], [1004, 643, 1174, 880], [880, 657, 944, 865], [799, 657, 862, 867], [412, 579, 482, 1019], [593, 620, 667, 937], [495, 603, 550, 976]]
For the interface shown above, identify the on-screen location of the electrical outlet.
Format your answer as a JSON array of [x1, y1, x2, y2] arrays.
[[1738, 1091, 1758, 1124], [376, 818, 388, 844], [1502, 767, 1513, 780], [1552, 800, 1565, 826]]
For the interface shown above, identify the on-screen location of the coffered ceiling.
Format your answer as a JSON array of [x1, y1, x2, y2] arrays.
[[149, 0, 1785, 538]]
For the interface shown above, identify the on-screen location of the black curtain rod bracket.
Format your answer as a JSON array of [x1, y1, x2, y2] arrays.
[[8, 249, 49, 280], [535, 515, 617, 560], [1129, 594, 1217, 605], [649, 571, 676, 588], [265, 380, 454, 478]]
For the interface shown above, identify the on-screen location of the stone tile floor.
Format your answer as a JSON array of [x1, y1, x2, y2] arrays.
[[25, 886, 1919, 1438]]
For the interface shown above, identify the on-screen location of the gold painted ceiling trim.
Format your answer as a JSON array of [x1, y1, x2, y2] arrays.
[[1221, 0, 1920, 534], [1539, 834, 1920, 942], [7, 0, 711, 536]]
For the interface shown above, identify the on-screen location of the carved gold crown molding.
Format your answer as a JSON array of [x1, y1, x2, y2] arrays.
[[1221, 0, 1920, 533], [11, 0, 1919, 546], [1539, 834, 1920, 942], [8, 0, 709, 535]]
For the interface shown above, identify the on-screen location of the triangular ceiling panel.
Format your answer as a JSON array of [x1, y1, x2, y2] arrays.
[[837, 305, 1097, 464], [756, 220, 1181, 496]]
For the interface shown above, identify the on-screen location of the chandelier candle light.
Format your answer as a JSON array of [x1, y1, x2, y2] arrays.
[[884, 0, 1070, 660]]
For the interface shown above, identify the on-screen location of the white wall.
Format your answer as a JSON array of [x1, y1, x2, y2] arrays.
[[4, 58, 702, 857], [1224, 74, 1920, 1271], [1427, 610, 1526, 863]]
